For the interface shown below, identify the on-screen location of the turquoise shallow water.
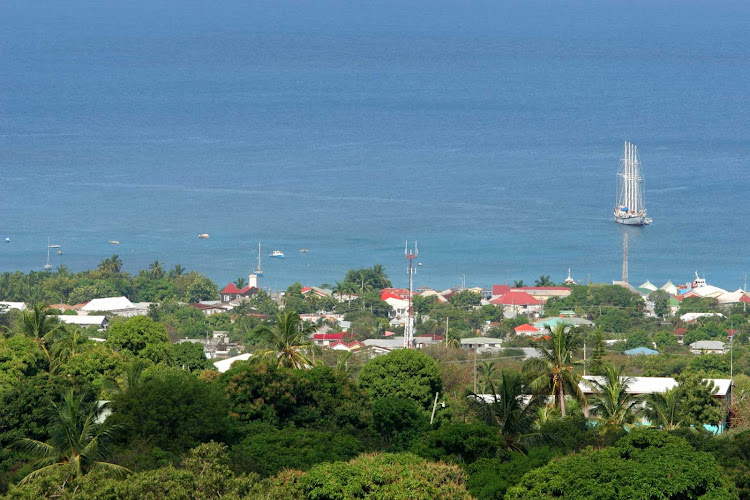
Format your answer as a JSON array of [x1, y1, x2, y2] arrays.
[[1, 1, 749, 291]]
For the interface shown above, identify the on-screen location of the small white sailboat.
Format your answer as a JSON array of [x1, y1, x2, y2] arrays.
[[269, 250, 284, 258], [44, 237, 53, 270], [614, 141, 652, 225], [254, 242, 263, 276]]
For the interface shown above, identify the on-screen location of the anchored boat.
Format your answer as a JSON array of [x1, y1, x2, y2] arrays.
[[614, 141, 652, 225]]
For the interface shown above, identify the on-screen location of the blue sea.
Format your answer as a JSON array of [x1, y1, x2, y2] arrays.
[[1, 1, 749, 292]]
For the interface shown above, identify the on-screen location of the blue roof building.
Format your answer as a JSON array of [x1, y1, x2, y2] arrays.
[[624, 346, 659, 356]]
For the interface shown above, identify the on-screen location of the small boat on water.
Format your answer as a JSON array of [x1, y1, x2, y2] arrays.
[[4, 238, 10, 243], [254, 242, 263, 276], [614, 141, 652, 226], [299, 248, 309, 253], [198, 234, 210, 239], [57, 250, 63, 255], [48, 244, 61, 248], [269, 250, 284, 258], [108, 240, 120, 245]]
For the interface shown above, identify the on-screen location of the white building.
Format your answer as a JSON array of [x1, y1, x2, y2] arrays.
[[80, 296, 145, 317], [57, 315, 109, 330]]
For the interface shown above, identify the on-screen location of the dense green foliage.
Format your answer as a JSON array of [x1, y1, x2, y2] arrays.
[[359, 349, 443, 410], [3, 267, 750, 498], [506, 430, 737, 499]]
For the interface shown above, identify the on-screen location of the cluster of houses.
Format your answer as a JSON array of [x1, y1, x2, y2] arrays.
[[618, 273, 750, 316], [1, 269, 744, 372]]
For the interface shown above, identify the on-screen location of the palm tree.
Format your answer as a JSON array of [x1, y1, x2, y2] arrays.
[[523, 323, 584, 417], [335, 351, 354, 376], [513, 280, 525, 288], [104, 358, 146, 395], [643, 387, 683, 430], [234, 276, 247, 289], [305, 291, 321, 311], [477, 361, 500, 394], [148, 260, 164, 279], [50, 328, 89, 368], [14, 390, 129, 483], [172, 264, 185, 277], [357, 270, 370, 294], [56, 265, 70, 276], [110, 255, 123, 273], [472, 371, 547, 452], [534, 275, 555, 287], [17, 303, 60, 369], [257, 311, 320, 369], [585, 363, 641, 428], [371, 264, 391, 288], [97, 255, 122, 274]]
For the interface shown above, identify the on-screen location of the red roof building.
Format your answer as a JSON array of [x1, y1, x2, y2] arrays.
[[492, 284, 511, 296], [514, 323, 540, 336], [381, 292, 405, 301], [491, 291, 543, 315], [381, 288, 411, 300], [313, 332, 355, 346], [492, 292, 541, 306], [221, 283, 241, 294], [220, 283, 242, 302], [329, 340, 363, 351]]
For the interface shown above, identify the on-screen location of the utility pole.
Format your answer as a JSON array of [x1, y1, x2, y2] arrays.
[[445, 316, 449, 346], [473, 348, 477, 393], [404, 240, 418, 349]]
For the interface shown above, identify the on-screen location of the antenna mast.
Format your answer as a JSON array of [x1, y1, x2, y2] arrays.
[[404, 240, 418, 349]]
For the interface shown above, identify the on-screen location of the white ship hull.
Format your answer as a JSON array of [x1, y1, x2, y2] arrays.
[[614, 214, 650, 225]]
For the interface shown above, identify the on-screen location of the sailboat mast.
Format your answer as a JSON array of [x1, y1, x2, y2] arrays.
[[630, 143, 636, 211], [628, 142, 634, 211], [625, 142, 630, 210], [635, 145, 643, 212]]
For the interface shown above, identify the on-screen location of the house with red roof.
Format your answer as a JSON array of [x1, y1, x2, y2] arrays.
[[514, 323, 540, 336], [220, 282, 260, 303], [673, 328, 687, 342], [381, 288, 411, 300], [381, 291, 404, 302], [312, 331, 355, 347], [330, 340, 364, 351], [491, 291, 543, 316], [220, 283, 242, 303]]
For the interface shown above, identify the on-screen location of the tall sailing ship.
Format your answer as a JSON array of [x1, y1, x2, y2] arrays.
[[614, 141, 652, 225]]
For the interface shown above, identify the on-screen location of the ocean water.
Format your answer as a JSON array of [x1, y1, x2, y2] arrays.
[[1, 1, 749, 291]]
